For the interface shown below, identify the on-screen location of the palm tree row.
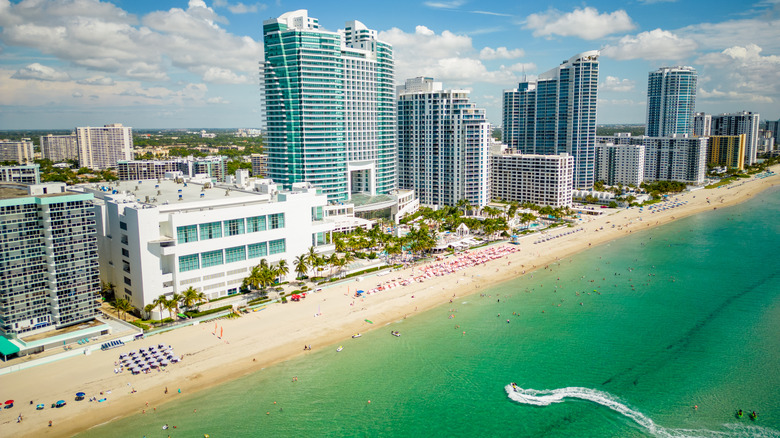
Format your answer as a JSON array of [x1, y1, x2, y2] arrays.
[[242, 259, 289, 294], [148, 286, 207, 320], [293, 247, 355, 280]]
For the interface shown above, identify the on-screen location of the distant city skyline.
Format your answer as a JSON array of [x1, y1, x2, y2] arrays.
[[1, 0, 780, 129]]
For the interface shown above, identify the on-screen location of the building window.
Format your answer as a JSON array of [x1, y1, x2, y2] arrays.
[[224, 219, 245, 236], [119, 221, 127, 230], [177, 225, 198, 243], [122, 248, 130, 257], [246, 216, 267, 232], [179, 254, 199, 272], [269, 239, 286, 255], [201, 250, 224, 268], [124, 276, 132, 286], [311, 206, 323, 221], [125, 288, 132, 296], [225, 246, 246, 263], [199, 222, 222, 240], [269, 213, 285, 229], [247, 242, 268, 259]]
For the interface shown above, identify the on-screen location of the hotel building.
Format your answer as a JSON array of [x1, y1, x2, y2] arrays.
[[41, 134, 78, 163], [693, 112, 711, 137], [76, 124, 133, 170], [397, 77, 490, 208], [0, 182, 100, 338], [707, 135, 745, 170], [0, 139, 35, 164], [117, 156, 227, 182], [261, 10, 396, 203], [594, 142, 645, 186], [81, 172, 336, 313], [711, 111, 760, 166], [490, 152, 574, 207], [645, 66, 697, 137], [502, 51, 599, 188]]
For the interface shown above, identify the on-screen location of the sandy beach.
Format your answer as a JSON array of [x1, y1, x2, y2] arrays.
[[2, 168, 779, 437]]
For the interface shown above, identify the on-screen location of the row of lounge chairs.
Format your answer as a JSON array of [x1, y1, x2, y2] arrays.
[[100, 339, 125, 351]]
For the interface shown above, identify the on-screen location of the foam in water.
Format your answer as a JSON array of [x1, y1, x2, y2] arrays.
[[504, 384, 780, 438]]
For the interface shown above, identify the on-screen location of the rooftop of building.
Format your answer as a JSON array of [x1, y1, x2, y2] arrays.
[[0, 182, 76, 200], [79, 177, 267, 206]]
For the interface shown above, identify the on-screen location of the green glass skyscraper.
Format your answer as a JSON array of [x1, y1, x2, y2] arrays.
[[261, 10, 396, 203]]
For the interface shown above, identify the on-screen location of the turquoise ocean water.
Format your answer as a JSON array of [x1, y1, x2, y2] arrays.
[[81, 188, 780, 438]]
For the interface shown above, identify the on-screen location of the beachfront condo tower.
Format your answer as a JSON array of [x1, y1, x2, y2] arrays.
[[711, 111, 760, 166], [645, 66, 697, 138], [0, 183, 100, 339], [397, 77, 490, 208], [76, 124, 133, 171], [502, 51, 599, 189], [260, 10, 396, 203]]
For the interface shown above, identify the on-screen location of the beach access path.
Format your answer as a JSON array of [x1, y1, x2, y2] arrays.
[[2, 167, 779, 438]]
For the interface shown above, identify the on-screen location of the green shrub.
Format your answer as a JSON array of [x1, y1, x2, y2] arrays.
[[130, 321, 150, 331], [184, 305, 232, 318]]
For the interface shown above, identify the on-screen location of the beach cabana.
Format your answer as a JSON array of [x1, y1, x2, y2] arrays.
[[4, 400, 13, 408], [75, 392, 86, 401], [55, 400, 66, 408], [36, 404, 44, 410]]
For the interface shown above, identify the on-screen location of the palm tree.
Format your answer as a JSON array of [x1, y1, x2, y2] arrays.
[[311, 255, 326, 278], [153, 295, 168, 320], [170, 293, 183, 318], [276, 259, 289, 282], [328, 253, 340, 278], [294, 254, 309, 280], [334, 237, 346, 253], [180, 286, 206, 311], [143, 304, 155, 320], [163, 299, 177, 322], [306, 246, 318, 265], [113, 298, 132, 321], [333, 256, 347, 278]]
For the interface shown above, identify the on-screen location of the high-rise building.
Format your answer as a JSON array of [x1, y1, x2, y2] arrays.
[[693, 112, 711, 137], [0, 183, 100, 338], [708, 135, 745, 170], [490, 152, 574, 207], [766, 120, 780, 147], [261, 10, 396, 202], [40, 134, 78, 162], [711, 111, 760, 166], [76, 124, 133, 170], [502, 51, 599, 188], [0, 139, 35, 164], [594, 142, 645, 186], [0, 164, 40, 184], [117, 156, 227, 182], [250, 154, 268, 178], [645, 66, 697, 137], [397, 77, 490, 207]]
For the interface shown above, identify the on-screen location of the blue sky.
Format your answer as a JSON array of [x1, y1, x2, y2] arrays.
[[1, 0, 779, 129]]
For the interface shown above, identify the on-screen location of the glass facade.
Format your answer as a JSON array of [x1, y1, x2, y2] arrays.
[[646, 66, 697, 138], [176, 225, 198, 243], [179, 254, 199, 272], [199, 221, 222, 240], [269, 239, 286, 255], [201, 250, 224, 268]]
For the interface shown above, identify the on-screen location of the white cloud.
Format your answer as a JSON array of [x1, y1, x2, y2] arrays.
[[11, 63, 70, 81], [696, 44, 780, 103], [424, 0, 466, 9], [72, 91, 83, 98], [229, 3, 263, 14], [601, 29, 697, 60], [207, 96, 230, 104], [507, 62, 536, 73], [379, 26, 519, 86], [479, 47, 525, 60], [524, 7, 635, 40], [678, 18, 780, 53], [0, 0, 262, 85], [77, 76, 116, 86], [599, 76, 635, 92], [202, 67, 255, 84]]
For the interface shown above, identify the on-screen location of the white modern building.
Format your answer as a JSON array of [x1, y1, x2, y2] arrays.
[[80, 172, 336, 313], [595, 141, 645, 186], [0, 182, 100, 339], [693, 112, 711, 137], [397, 77, 490, 208], [641, 136, 707, 184], [0, 164, 40, 184], [711, 111, 760, 166], [0, 139, 35, 164], [490, 152, 574, 207], [40, 134, 78, 162], [76, 124, 133, 170]]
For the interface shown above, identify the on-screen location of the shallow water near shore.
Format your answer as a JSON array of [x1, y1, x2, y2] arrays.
[[79, 188, 780, 438]]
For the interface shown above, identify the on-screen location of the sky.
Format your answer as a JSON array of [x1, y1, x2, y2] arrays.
[[1, 0, 779, 130]]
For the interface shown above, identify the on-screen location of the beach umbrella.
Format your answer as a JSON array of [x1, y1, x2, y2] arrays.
[[4, 400, 13, 406], [171, 357, 180, 362], [56, 400, 66, 407], [36, 404, 44, 410], [160, 359, 169, 366], [76, 392, 85, 397]]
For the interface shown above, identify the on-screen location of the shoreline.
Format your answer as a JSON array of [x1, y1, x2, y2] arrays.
[[3, 169, 779, 437]]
